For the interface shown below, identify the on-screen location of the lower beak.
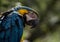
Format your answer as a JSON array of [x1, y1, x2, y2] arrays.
[[31, 19, 39, 28]]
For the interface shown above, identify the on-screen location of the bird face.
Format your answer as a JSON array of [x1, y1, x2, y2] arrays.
[[23, 11, 39, 28], [17, 8, 39, 28]]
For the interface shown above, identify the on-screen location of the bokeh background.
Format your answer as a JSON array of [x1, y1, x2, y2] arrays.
[[0, 0, 60, 42]]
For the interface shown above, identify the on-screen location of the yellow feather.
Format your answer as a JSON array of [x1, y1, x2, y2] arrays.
[[18, 9, 28, 16]]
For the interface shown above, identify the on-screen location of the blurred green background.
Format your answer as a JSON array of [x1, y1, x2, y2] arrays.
[[0, 0, 60, 42]]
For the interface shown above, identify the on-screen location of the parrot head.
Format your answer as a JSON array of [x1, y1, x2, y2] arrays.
[[16, 6, 39, 28]]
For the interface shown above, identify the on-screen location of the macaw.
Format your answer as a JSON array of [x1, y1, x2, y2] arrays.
[[0, 6, 39, 42]]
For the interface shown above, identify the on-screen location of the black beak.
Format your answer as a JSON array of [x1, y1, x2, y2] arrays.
[[26, 19, 39, 28], [31, 19, 39, 28]]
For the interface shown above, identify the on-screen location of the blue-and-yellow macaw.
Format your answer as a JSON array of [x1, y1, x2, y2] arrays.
[[0, 5, 39, 42]]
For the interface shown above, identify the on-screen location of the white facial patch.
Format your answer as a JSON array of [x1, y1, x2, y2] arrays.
[[26, 12, 38, 21]]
